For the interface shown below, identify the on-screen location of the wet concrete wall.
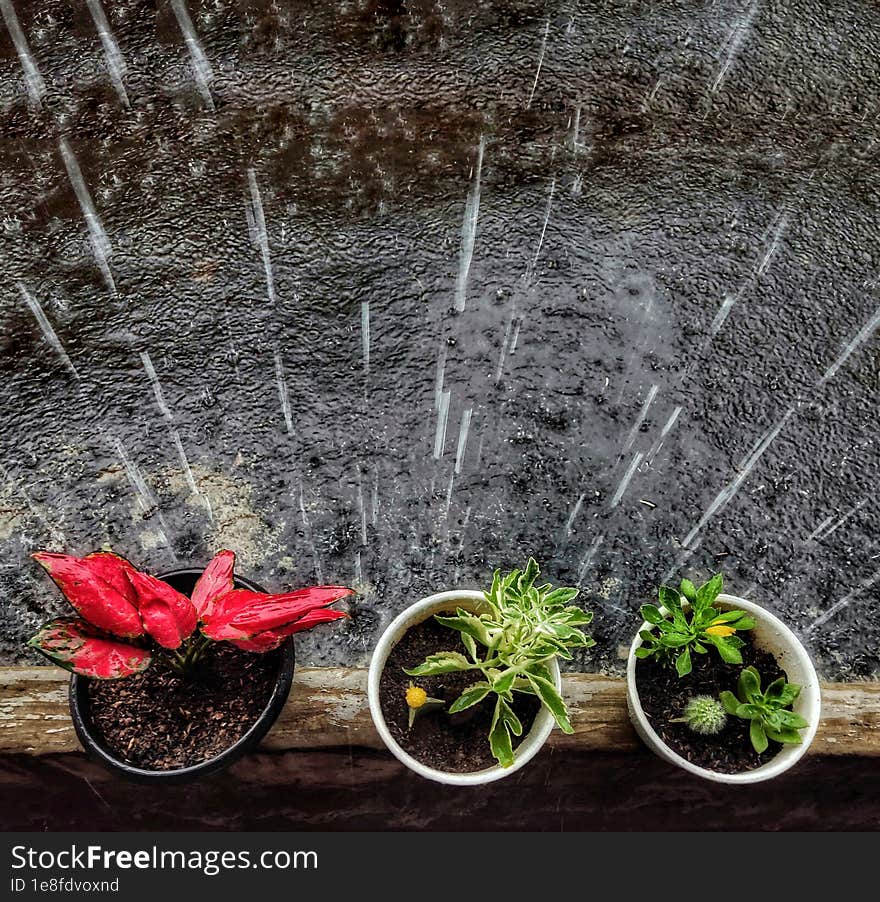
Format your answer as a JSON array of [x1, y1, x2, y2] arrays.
[[0, 0, 877, 678]]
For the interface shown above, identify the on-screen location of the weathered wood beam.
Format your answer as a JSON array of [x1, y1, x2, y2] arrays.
[[1, 666, 878, 757]]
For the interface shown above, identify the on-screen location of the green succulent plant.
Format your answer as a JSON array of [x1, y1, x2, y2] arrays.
[[635, 573, 755, 677], [720, 666, 809, 754], [404, 559, 595, 767]]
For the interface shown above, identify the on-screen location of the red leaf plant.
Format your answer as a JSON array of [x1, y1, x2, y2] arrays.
[[28, 550, 351, 680]]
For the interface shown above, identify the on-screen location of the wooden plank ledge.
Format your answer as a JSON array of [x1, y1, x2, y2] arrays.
[[1, 666, 878, 758]]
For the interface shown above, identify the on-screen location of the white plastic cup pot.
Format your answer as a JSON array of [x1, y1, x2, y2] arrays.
[[367, 589, 561, 786], [626, 593, 821, 784]]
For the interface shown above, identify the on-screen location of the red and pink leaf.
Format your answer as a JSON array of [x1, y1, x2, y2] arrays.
[[126, 569, 198, 649], [32, 552, 143, 638], [83, 552, 139, 604], [227, 586, 352, 633], [282, 606, 350, 633], [230, 608, 349, 653], [227, 631, 284, 653], [28, 618, 151, 679], [202, 586, 352, 641], [190, 550, 236, 619], [200, 588, 263, 639]]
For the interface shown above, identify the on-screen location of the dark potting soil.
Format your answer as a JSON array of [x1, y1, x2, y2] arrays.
[[87, 644, 279, 770], [636, 642, 787, 773], [380, 616, 542, 773]]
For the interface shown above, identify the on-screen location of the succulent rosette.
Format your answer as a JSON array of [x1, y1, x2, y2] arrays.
[[29, 550, 351, 679]]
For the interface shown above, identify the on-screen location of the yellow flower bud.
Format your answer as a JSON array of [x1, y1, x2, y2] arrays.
[[406, 685, 428, 709]]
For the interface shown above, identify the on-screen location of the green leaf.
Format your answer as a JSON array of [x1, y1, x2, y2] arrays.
[[489, 702, 515, 767], [493, 668, 518, 694], [658, 585, 682, 611], [448, 682, 492, 713], [709, 609, 750, 623], [750, 718, 769, 754], [634, 647, 653, 659], [670, 609, 690, 631], [693, 642, 707, 654], [695, 573, 723, 611], [435, 611, 491, 647], [484, 572, 503, 616], [563, 607, 593, 626], [767, 677, 801, 708], [518, 558, 540, 595], [404, 652, 474, 676], [460, 632, 478, 661], [512, 677, 536, 694], [765, 677, 786, 698], [679, 578, 697, 602], [737, 666, 761, 701], [660, 634, 693, 649], [543, 622, 581, 642], [526, 672, 572, 733], [567, 631, 596, 649], [543, 587, 580, 606], [695, 606, 720, 629], [763, 710, 783, 731], [719, 690, 740, 715], [499, 699, 523, 736], [774, 684, 801, 707], [526, 662, 555, 684], [711, 637, 744, 664], [675, 647, 692, 677], [777, 710, 809, 730], [640, 604, 664, 625], [764, 726, 803, 745]]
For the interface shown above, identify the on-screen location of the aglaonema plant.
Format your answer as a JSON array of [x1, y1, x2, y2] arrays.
[[28, 550, 351, 679], [720, 666, 809, 754], [635, 573, 755, 677], [404, 558, 594, 768]]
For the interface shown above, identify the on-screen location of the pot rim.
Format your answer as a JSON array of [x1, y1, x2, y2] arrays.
[[626, 592, 821, 784], [69, 567, 295, 783], [367, 588, 561, 786]]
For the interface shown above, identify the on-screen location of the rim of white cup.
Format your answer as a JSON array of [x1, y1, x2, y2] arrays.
[[367, 589, 560, 786], [626, 593, 822, 784]]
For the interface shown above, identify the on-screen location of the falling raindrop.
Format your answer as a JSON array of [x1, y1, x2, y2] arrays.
[[85, 0, 129, 106], [58, 138, 116, 295], [0, 0, 45, 106], [247, 169, 277, 305], [454, 136, 485, 314], [526, 19, 550, 108], [274, 349, 295, 436], [18, 283, 80, 379], [169, 0, 215, 109], [610, 451, 645, 509], [361, 300, 371, 374], [620, 384, 659, 460], [434, 390, 451, 459], [454, 408, 473, 475]]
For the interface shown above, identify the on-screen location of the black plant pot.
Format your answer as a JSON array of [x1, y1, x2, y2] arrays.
[[69, 568, 296, 783]]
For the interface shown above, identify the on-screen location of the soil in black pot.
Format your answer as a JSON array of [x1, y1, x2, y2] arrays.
[[379, 616, 542, 773], [87, 644, 280, 770], [636, 642, 787, 773]]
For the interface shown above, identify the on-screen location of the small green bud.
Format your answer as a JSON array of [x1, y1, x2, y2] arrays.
[[672, 695, 727, 735]]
